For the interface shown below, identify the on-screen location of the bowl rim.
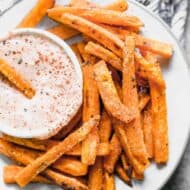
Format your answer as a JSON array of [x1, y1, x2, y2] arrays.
[[0, 28, 83, 139]]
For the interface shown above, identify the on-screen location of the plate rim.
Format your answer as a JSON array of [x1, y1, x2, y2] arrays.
[[128, 0, 190, 189]]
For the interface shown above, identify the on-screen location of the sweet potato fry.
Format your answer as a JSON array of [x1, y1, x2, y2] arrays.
[[81, 126, 99, 165], [145, 53, 168, 163], [132, 169, 144, 180], [115, 163, 131, 185], [135, 53, 166, 89], [48, 7, 143, 29], [122, 36, 149, 166], [88, 157, 103, 190], [56, 13, 124, 57], [112, 79, 148, 174], [3, 165, 52, 184], [70, 44, 83, 65], [0, 139, 88, 189], [142, 104, 153, 158], [66, 142, 110, 156], [103, 172, 116, 190], [0, 58, 35, 99], [47, 24, 80, 39], [104, 134, 121, 173], [2, 134, 58, 150], [17, 0, 54, 28], [99, 24, 172, 58], [105, 0, 128, 11], [0, 138, 41, 165], [134, 33, 173, 58], [85, 41, 122, 70], [139, 94, 150, 111], [120, 154, 130, 171], [113, 122, 146, 175], [94, 60, 136, 124], [53, 107, 82, 140], [99, 110, 112, 143], [15, 116, 100, 187], [77, 42, 90, 63], [0, 138, 87, 176], [52, 156, 88, 176], [82, 64, 100, 165], [44, 169, 88, 190]]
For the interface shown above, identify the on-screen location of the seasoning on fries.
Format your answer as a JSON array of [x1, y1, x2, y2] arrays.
[[0, 0, 172, 189], [0, 58, 35, 99], [15, 116, 100, 187], [17, 0, 55, 28], [93, 60, 137, 124], [47, 24, 80, 40]]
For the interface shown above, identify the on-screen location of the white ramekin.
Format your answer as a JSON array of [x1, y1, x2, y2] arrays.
[[0, 28, 83, 139]]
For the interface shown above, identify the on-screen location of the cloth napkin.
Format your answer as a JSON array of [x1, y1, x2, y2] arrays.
[[136, 0, 189, 45]]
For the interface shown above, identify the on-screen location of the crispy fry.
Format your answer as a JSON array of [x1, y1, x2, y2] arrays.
[[0, 138, 41, 165], [17, 0, 54, 28], [88, 157, 103, 190], [99, 24, 172, 58], [0, 138, 87, 177], [135, 53, 166, 89], [2, 134, 58, 150], [105, 0, 128, 11], [44, 169, 88, 190], [2, 146, 88, 187], [81, 126, 99, 165], [48, 7, 143, 29], [70, 44, 83, 65], [15, 116, 100, 187], [134, 33, 173, 58], [139, 94, 150, 111], [113, 122, 145, 175], [122, 37, 149, 166], [145, 53, 168, 163], [56, 13, 124, 57], [115, 163, 131, 185], [112, 79, 148, 175], [120, 154, 130, 171], [47, 24, 80, 39], [53, 107, 82, 140], [132, 169, 144, 180], [94, 60, 136, 124], [3, 165, 52, 184], [85, 41, 122, 70], [103, 172, 116, 190], [66, 142, 110, 156], [53, 156, 88, 176], [142, 104, 153, 158], [4, 165, 88, 189], [99, 110, 112, 143], [104, 134, 121, 173], [82, 64, 100, 165], [77, 42, 90, 63], [0, 58, 35, 98]]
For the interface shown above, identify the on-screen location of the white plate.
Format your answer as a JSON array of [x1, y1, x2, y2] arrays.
[[0, 0, 190, 190]]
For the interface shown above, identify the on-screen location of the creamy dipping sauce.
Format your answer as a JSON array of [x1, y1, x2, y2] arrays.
[[0, 33, 82, 139]]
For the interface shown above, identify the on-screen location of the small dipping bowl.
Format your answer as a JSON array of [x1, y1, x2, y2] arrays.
[[0, 28, 83, 139]]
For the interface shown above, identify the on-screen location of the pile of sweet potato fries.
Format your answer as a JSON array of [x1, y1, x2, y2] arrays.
[[0, 0, 172, 189]]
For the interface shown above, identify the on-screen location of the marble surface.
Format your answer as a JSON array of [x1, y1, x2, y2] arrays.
[[163, 3, 190, 190]]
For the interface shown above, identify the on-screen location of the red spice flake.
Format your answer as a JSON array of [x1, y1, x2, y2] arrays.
[[36, 71, 41, 76], [35, 60, 40, 64]]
